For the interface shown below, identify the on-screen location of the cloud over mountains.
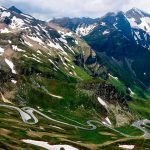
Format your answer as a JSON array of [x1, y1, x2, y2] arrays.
[[0, 0, 149, 20]]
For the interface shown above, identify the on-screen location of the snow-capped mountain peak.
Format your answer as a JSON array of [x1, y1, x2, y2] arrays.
[[0, 6, 97, 77], [126, 8, 150, 18], [126, 8, 144, 17], [0, 6, 32, 31], [126, 8, 150, 33]]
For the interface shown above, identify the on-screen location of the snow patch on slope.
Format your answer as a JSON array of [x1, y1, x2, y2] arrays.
[[76, 24, 97, 36], [22, 139, 78, 150], [97, 97, 107, 108], [0, 47, 4, 55], [102, 30, 110, 35], [10, 16, 25, 29], [12, 45, 25, 52], [27, 35, 44, 44], [102, 117, 112, 126], [109, 74, 118, 80], [105, 117, 112, 125], [21, 13, 33, 19], [128, 88, 135, 96], [101, 22, 106, 26], [47, 41, 63, 51], [0, 28, 10, 33], [119, 145, 135, 149], [5, 58, 17, 74], [24, 41, 33, 47], [23, 54, 41, 63], [11, 79, 17, 84], [0, 6, 6, 11], [48, 59, 59, 70], [1, 11, 11, 18], [127, 17, 150, 33]]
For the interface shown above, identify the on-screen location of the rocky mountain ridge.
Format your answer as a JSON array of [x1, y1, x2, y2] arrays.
[[52, 8, 150, 91]]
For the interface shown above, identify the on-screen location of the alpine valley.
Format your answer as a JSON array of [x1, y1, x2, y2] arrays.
[[0, 5, 150, 150]]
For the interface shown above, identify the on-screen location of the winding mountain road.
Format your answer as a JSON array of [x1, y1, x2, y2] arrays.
[[0, 104, 149, 138], [132, 119, 150, 138]]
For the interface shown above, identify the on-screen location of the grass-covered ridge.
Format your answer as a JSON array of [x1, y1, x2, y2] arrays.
[[0, 26, 149, 150]]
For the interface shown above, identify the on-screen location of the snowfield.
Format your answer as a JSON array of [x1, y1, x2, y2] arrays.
[[22, 139, 78, 150]]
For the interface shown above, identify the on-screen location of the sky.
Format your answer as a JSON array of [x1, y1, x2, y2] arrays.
[[0, 0, 150, 20]]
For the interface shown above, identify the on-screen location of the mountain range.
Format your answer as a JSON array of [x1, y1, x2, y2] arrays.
[[0, 6, 150, 150], [52, 8, 150, 91]]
